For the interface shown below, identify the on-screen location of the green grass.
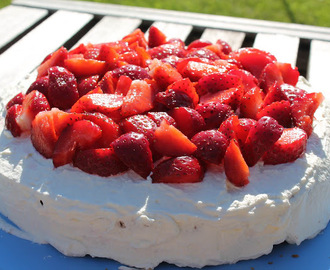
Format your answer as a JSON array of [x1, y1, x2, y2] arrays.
[[1, 0, 330, 27]]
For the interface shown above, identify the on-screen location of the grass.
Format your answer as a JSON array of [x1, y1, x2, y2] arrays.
[[1, 0, 330, 27]]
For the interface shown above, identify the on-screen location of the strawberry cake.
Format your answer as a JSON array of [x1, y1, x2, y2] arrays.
[[0, 27, 329, 269]]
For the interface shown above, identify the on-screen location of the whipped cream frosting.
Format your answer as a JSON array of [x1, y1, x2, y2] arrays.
[[0, 77, 329, 268]]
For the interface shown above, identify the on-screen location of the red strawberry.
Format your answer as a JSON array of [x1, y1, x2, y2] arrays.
[[37, 47, 68, 78], [224, 139, 249, 187], [120, 80, 155, 117], [280, 83, 308, 103], [229, 48, 276, 79], [148, 43, 186, 60], [82, 112, 120, 147], [148, 59, 183, 90], [64, 57, 108, 77], [112, 132, 153, 179], [6, 92, 24, 110], [48, 66, 79, 110], [228, 69, 258, 93], [263, 127, 308, 164], [153, 119, 197, 157], [98, 71, 115, 94], [98, 43, 120, 69], [216, 39, 232, 55], [52, 120, 102, 167], [83, 44, 101, 60], [259, 62, 284, 93], [147, 111, 176, 127], [260, 82, 287, 109], [236, 118, 257, 147], [77, 75, 99, 97], [186, 48, 220, 61], [195, 101, 233, 130], [218, 114, 240, 141], [26, 76, 49, 98], [151, 156, 204, 184], [196, 73, 242, 96], [5, 104, 23, 137], [191, 130, 229, 164], [115, 75, 132, 96], [122, 28, 148, 49], [148, 26, 167, 48], [112, 64, 151, 81], [239, 87, 264, 119], [120, 114, 157, 143], [73, 147, 128, 177], [242, 116, 284, 167], [257, 100, 292, 127], [187, 39, 212, 51], [276, 62, 299, 86], [169, 107, 205, 138]]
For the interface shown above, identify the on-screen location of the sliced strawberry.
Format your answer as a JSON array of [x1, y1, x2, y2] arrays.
[[151, 156, 204, 184], [148, 43, 186, 60], [224, 139, 249, 187], [239, 86, 264, 119], [68, 43, 87, 55], [26, 76, 49, 98], [260, 82, 287, 109], [153, 119, 197, 157], [98, 43, 120, 69], [5, 104, 23, 137], [257, 100, 292, 127], [191, 130, 229, 164], [259, 62, 284, 93], [115, 75, 132, 96], [122, 28, 148, 49], [263, 127, 308, 164], [52, 120, 102, 167], [84, 44, 101, 60], [98, 71, 115, 94], [216, 39, 232, 55], [148, 59, 183, 90], [148, 26, 167, 48], [186, 48, 220, 61], [147, 111, 176, 127], [196, 73, 242, 96], [37, 46, 68, 78], [276, 62, 299, 86], [187, 39, 212, 51], [121, 80, 155, 117], [82, 112, 120, 147], [73, 147, 128, 177], [120, 114, 157, 143], [280, 83, 308, 102], [77, 75, 99, 97], [112, 64, 151, 81], [195, 101, 233, 130], [112, 132, 153, 179], [6, 92, 24, 110], [228, 69, 258, 93], [230, 48, 276, 79], [218, 114, 240, 141], [235, 118, 257, 147], [64, 57, 108, 77], [48, 66, 79, 110], [169, 107, 205, 138], [71, 93, 123, 121], [242, 116, 284, 167]]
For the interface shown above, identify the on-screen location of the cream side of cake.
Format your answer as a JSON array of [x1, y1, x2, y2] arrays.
[[0, 77, 329, 269]]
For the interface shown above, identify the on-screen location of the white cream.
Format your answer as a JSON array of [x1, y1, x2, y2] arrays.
[[0, 77, 329, 269]]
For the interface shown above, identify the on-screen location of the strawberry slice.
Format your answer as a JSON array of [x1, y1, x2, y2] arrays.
[[73, 147, 128, 177], [37, 46, 68, 78], [148, 43, 186, 60], [228, 69, 258, 93], [191, 130, 229, 164], [77, 75, 99, 97], [115, 75, 132, 96], [153, 120, 197, 157], [112, 64, 151, 81], [260, 82, 287, 109], [122, 28, 148, 49], [52, 120, 102, 167], [242, 116, 284, 167], [276, 62, 299, 86], [26, 76, 49, 98], [98, 71, 115, 94], [186, 48, 220, 61], [257, 100, 292, 127], [224, 139, 249, 187], [195, 101, 233, 130], [5, 104, 23, 137], [48, 66, 79, 110], [147, 111, 176, 127], [263, 127, 308, 164], [64, 57, 108, 77], [239, 87, 264, 119], [151, 156, 204, 184], [6, 92, 24, 110], [259, 62, 284, 93], [111, 132, 153, 179], [148, 26, 167, 48], [120, 80, 155, 117], [187, 39, 212, 51], [218, 114, 240, 141], [169, 107, 205, 138]]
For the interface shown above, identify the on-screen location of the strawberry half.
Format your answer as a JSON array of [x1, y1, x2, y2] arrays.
[[111, 132, 153, 179], [148, 26, 167, 48], [5, 104, 23, 137], [239, 87, 264, 119], [73, 147, 128, 177], [151, 156, 204, 184]]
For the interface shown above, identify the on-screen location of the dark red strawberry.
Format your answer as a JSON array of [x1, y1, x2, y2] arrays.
[[148, 43, 186, 60], [216, 39, 232, 55], [77, 75, 99, 97], [112, 64, 151, 81], [186, 48, 220, 61], [195, 101, 233, 130], [98, 71, 115, 94], [196, 73, 242, 95], [257, 100, 292, 127], [120, 114, 157, 143], [5, 104, 23, 137], [169, 107, 205, 138], [148, 26, 167, 48], [191, 130, 229, 164], [151, 156, 204, 184], [263, 127, 308, 164], [239, 87, 264, 119], [228, 69, 258, 93], [242, 116, 284, 167], [259, 62, 284, 93], [52, 120, 102, 167], [280, 84, 308, 103], [224, 139, 249, 187], [6, 92, 24, 110], [153, 119, 197, 157], [112, 132, 153, 179], [73, 147, 128, 177], [37, 46, 68, 78], [147, 111, 176, 127], [48, 66, 79, 110], [26, 76, 49, 98]]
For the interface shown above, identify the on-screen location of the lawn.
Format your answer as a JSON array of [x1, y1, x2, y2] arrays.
[[1, 0, 330, 27]]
